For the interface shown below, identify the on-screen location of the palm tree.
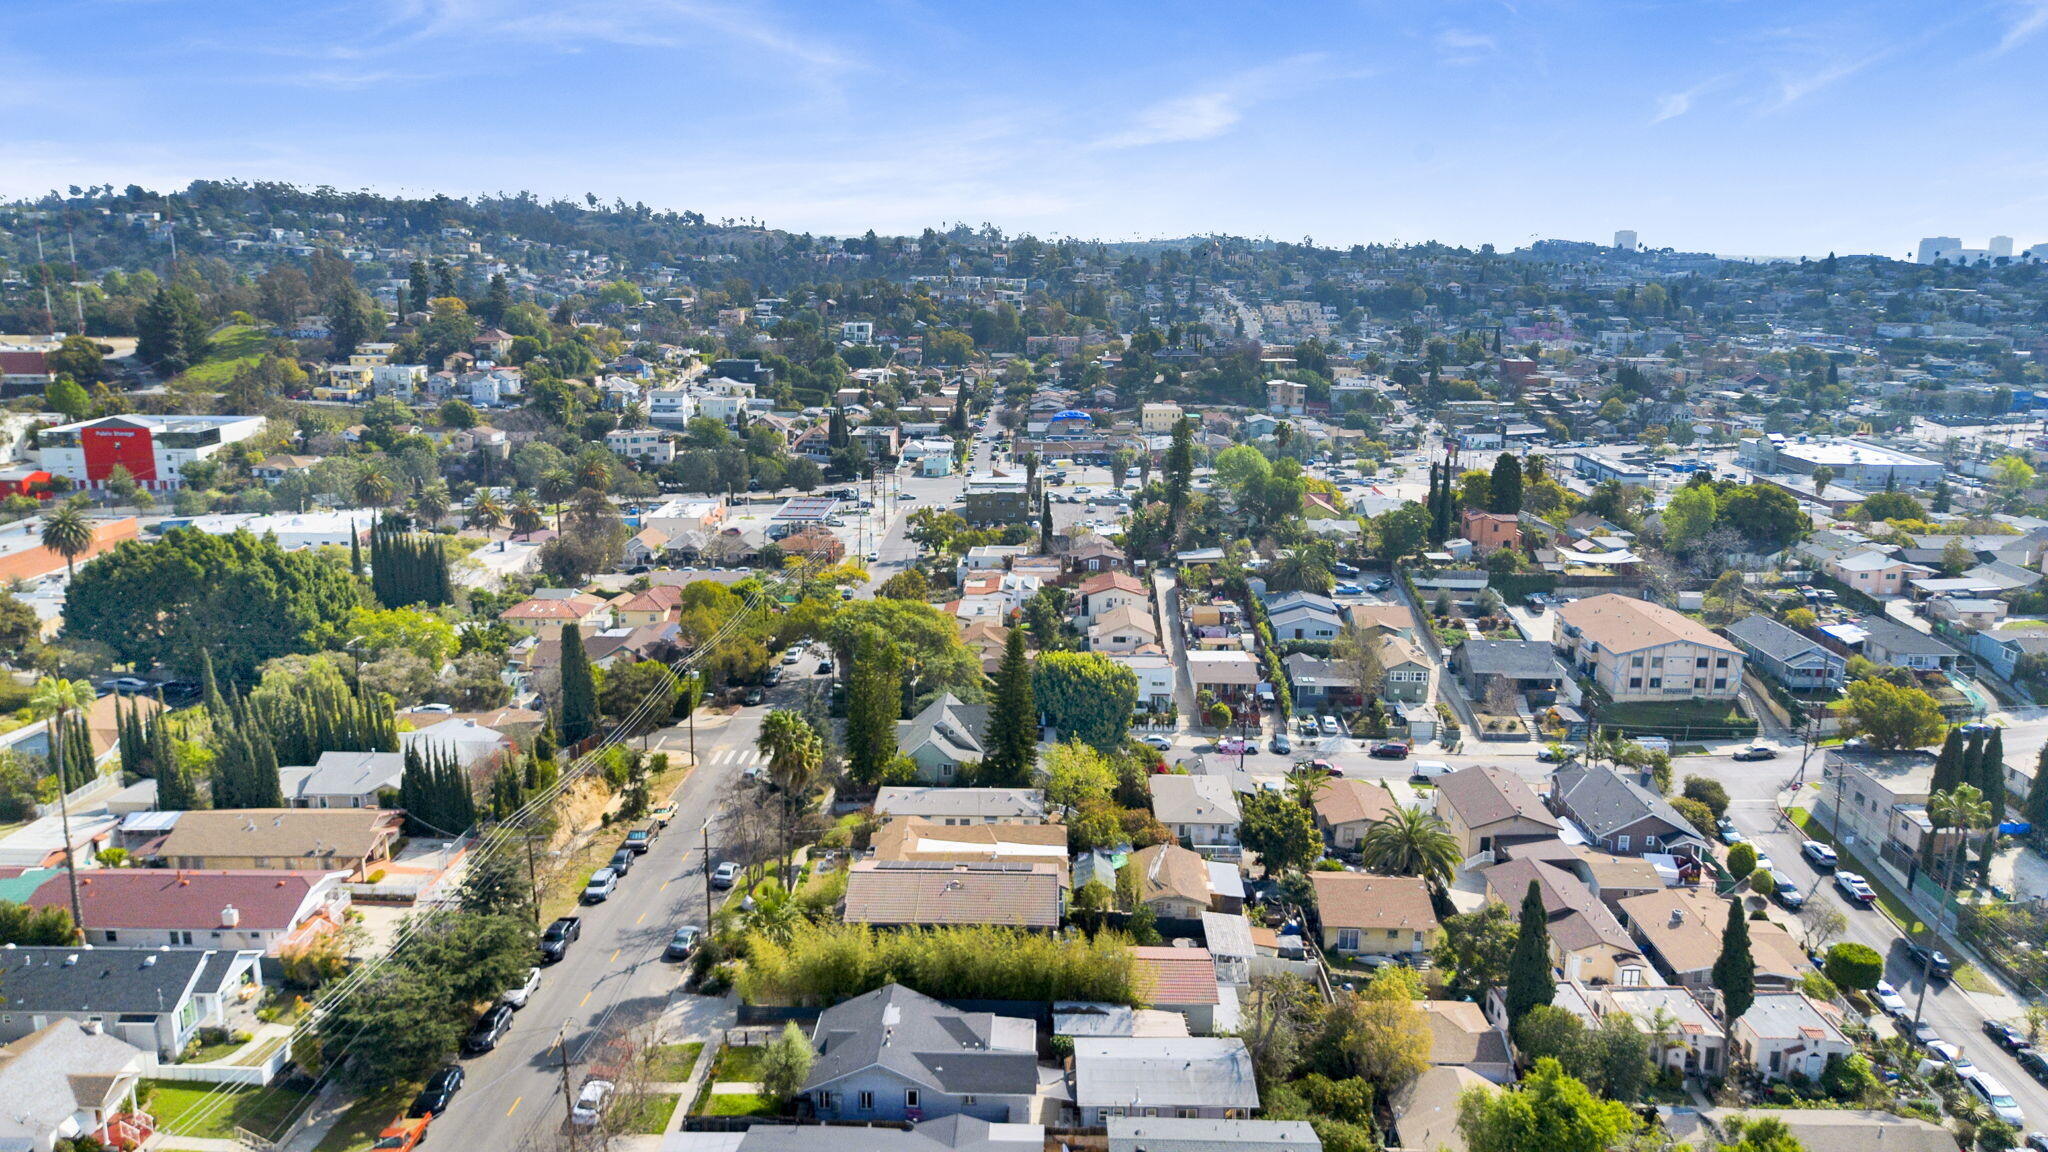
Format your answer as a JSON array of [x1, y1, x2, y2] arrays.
[[574, 453, 613, 494], [354, 466, 395, 508], [40, 504, 94, 579], [466, 491, 505, 534], [1929, 783, 1993, 889], [1359, 804, 1461, 886], [538, 468, 575, 532], [411, 480, 452, 528], [1285, 762, 1331, 808], [757, 710, 822, 888], [29, 675, 96, 937], [509, 497, 544, 539]]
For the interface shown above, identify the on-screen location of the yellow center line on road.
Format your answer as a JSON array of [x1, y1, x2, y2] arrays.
[[580, 990, 593, 1007], [636, 912, 646, 925], [610, 948, 621, 963], [507, 1096, 523, 1117]]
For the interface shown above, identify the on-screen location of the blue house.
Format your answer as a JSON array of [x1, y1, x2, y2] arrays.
[[1723, 615, 1846, 692], [801, 984, 1046, 1123]]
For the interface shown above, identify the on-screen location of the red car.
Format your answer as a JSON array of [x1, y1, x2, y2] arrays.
[[374, 1117, 431, 1152], [1368, 742, 1411, 760]]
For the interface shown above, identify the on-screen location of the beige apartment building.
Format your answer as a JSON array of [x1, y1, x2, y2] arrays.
[[1554, 594, 1745, 702]]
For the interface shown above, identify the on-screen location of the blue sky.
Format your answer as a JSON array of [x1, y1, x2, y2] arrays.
[[4, 0, 2045, 256]]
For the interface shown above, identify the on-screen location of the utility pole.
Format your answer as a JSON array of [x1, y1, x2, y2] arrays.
[[556, 1019, 580, 1152], [523, 829, 542, 927], [701, 819, 714, 925]]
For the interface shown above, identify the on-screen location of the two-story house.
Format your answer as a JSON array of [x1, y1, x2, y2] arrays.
[[1554, 594, 1744, 702], [1723, 615, 1846, 693], [1550, 764, 1707, 857]]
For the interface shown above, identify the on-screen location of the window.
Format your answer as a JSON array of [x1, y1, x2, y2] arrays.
[[1337, 928, 1361, 951], [1629, 678, 1643, 689], [1179, 1109, 1198, 1119], [1620, 968, 1644, 986], [170, 930, 193, 946], [1616, 835, 1631, 852], [1650, 657, 1663, 668], [104, 931, 117, 943], [858, 1092, 874, 1111], [1696, 657, 1708, 668], [1714, 679, 1727, 690], [1146, 1109, 1159, 1117], [1631, 656, 1644, 667], [940, 763, 953, 778], [1716, 657, 1729, 668], [905, 1090, 920, 1109], [1645, 836, 1660, 849], [1648, 678, 1662, 689], [963, 1097, 977, 1106]]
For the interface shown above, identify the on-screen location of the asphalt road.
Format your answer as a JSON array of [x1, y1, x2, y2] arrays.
[[434, 694, 799, 1148]]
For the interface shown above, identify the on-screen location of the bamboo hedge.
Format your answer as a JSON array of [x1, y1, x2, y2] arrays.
[[737, 921, 1148, 1007]]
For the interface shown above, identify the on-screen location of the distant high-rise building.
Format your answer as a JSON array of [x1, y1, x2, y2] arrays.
[[1613, 230, 1638, 251], [1917, 237, 1963, 264], [1990, 236, 2014, 259]]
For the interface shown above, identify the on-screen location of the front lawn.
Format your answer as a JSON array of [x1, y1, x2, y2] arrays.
[[711, 1043, 766, 1081], [1597, 697, 1756, 738], [703, 1092, 775, 1117], [143, 1081, 308, 1141], [647, 1042, 704, 1082], [622, 1092, 682, 1133]]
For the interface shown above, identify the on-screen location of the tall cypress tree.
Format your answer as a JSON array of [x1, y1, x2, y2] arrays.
[[1981, 726, 2007, 818], [2026, 745, 2048, 829], [1960, 727, 1987, 804], [1930, 728, 1965, 795], [983, 628, 1037, 785], [845, 629, 903, 789], [558, 622, 599, 743], [200, 649, 224, 719], [1505, 879, 1554, 1025], [1712, 897, 1755, 1023]]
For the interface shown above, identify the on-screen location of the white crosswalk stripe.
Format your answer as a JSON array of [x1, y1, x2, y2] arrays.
[[711, 747, 764, 766]]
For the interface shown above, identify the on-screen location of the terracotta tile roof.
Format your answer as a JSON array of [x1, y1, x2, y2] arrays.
[[1556, 593, 1742, 656], [499, 593, 606, 621], [1130, 946, 1221, 1005], [28, 868, 338, 932], [1309, 872, 1436, 934], [1077, 571, 1147, 598], [1313, 779, 1401, 829], [613, 585, 683, 614], [842, 861, 1061, 929]]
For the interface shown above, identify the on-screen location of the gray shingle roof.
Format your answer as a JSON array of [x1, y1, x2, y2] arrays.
[[1551, 765, 1701, 841], [1723, 615, 1828, 663], [0, 947, 235, 1016], [897, 694, 992, 764], [805, 984, 1041, 1098], [1456, 638, 1565, 680]]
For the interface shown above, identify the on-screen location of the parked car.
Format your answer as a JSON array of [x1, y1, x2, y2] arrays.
[[1801, 840, 1838, 869], [665, 925, 702, 961], [462, 1004, 514, 1055], [1141, 734, 1173, 751], [2017, 1048, 2048, 1084], [781, 650, 802, 665], [1969, 1071, 2027, 1128], [1731, 745, 1778, 761], [608, 848, 635, 876], [571, 1079, 617, 1127], [102, 676, 154, 694], [1332, 563, 1360, 577], [649, 803, 678, 828], [817, 658, 835, 674], [1911, 1020, 1944, 1047], [1721, 827, 1747, 847], [1769, 872, 1804, 909], [539, 917, 581, 964], [409, 1066, 466, 1117], [1366, 578, 1392, 593], [742, 688, 764, 706], [711, 862, 741, 889], [625, 820, 659, 853], [1412, 759, 1452, 778], [1333, 582, 1363, 596], [1908, 941, 1953, 980], [500, 966, 542, 1009], [1874, 980, 1907, 1016], [1835, 871, 1878, 906], [1296, 758, 1341, 776], [1270, 734, 1293, 755], [1985, 1020, 2029, 1052], [582, 867, 619, 903], [1369, 741, 1411, 760], [373, 1117, 431, 1151], [1320, 715, 1342, 736]]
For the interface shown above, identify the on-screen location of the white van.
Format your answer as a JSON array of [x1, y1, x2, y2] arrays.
[[1413, 760, 1453, 778], [1968, 1071, 2026, 1127]]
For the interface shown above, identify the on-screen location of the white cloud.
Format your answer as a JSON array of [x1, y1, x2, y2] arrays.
[[1092, 55, 1333, 150], [1650, 75, 1730, 125], [1994, 0, 2048, 53], [1435, 28, 1497, 65]]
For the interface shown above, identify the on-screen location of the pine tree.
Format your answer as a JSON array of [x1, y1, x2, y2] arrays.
[[1960, 727, 1987, 805], [1505, 879, 1554, 1025], [558, 622, 599, 743], [983, 628, 1037, 785], [1712, 897, 1755, 1023], [845, 629, 903, 789], [1489, 453, 1523, 515], [1039, 493, 1053, 554], [350, 530, 363, 578]]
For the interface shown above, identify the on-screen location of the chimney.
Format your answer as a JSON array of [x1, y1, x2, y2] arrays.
[[221, 904, 240, 929], [1668, 909, 1684, 928], [81, 1019, 102, 1035]]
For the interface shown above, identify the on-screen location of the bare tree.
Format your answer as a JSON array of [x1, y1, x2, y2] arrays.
[[1333, 625, 1385, 702], [1799, 895, 1848, 953], [1483, 677, 1518, 718]]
